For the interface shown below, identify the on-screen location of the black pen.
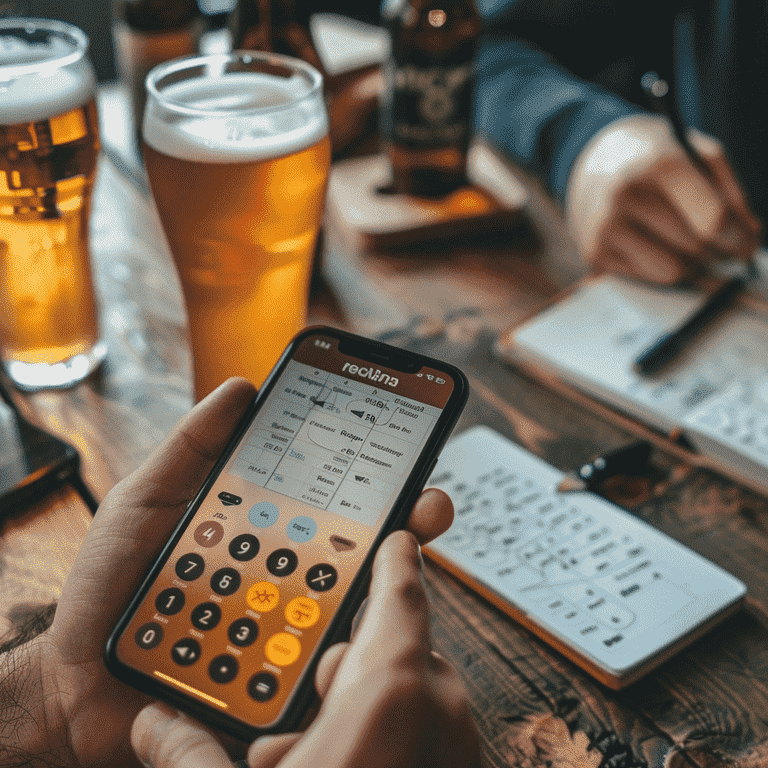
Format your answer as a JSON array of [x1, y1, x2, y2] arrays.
[[556, 441, 653, 493], [634, 72, 751, 377]]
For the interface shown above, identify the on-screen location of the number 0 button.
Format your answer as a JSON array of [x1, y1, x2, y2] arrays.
[[306, 564, 337, 592], [135, 622, 163, 649], [175, 553, 205, 581], [211, 567, 241, 596]]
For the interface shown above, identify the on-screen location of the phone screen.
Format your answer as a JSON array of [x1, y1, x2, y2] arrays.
[[111, 330, 462, 733]]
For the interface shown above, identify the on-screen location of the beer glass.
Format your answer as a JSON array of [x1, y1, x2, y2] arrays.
[[143, 51, 331, 400], [0, 19, 105, 391]]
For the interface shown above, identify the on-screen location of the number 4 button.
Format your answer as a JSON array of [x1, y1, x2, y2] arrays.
[[306, 564, 337, 592]]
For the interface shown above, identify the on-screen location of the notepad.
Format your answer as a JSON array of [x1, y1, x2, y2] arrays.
[[496, 274, 768, 494]]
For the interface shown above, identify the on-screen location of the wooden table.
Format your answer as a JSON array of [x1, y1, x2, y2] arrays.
[[3, 140, 768, 768]]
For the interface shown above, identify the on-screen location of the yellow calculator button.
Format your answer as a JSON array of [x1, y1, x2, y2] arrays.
[[247, 581, 280, 612], [285, 597, 321, 629], [264, 632, 302, 666]]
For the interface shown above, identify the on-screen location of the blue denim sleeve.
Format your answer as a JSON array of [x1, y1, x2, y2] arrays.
[[474, 36, 644, 203]]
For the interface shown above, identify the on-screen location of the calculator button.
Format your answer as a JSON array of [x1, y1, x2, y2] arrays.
[[285, 597, 321, 629], [175, 553, 205, 581], [171, 638, 201, 666], [247, 581, 280, 612], [306, 564, 337, 592], [194, 521, 224, 548], [248, 672, 278, 702], [191, 602, 222, 631], [249, 501, 279, 528], [155, 588, 185, 616], [265, 632, 302, 666], [135, 622, 163, 649], [591, 600, 635, 629], [286, 516, 317, 543], [209, 654, 239, 684], [229, 533, 260, 562], [228, 617, 259, 647], [211, 567, 241, 596], [266, 548, 298, 577]]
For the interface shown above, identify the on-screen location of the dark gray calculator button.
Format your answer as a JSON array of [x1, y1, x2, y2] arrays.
[[209, 654, 239, 684], [171, 638, 201, 666], [191, 602, 222, 630], [266, 548, 298, 577], [248, 672, 278, 702], [211, 567, 241, 596], [135, 622, 163, 649], [306, 564, 337, 592], [155, 588, 185, 616], [175, 553, 205, 581], [228, 617, 258, 647], [229, 533, 260, 562]]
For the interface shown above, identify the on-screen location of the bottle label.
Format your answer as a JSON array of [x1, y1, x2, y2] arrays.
[[388, 63, 473, 148]]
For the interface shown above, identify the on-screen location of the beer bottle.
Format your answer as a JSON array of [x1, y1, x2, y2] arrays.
[[113, 0, 204, 154], [229, 0, 326, 76], [382, 0, 480, 197]]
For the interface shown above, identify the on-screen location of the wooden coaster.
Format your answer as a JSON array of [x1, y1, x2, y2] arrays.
[[326, 143, 528, 250]]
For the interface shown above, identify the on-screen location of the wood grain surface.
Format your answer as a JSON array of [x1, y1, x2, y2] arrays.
[[2, 144, 768, 768]]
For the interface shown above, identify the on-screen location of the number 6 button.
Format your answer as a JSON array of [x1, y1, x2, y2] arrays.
[[211, 567, 241, 596]]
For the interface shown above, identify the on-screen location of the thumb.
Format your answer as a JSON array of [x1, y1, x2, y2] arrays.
[[131, 703, 233, 768]]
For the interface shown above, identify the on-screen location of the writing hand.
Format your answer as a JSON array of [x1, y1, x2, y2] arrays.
[[565, 114, 761, 284]]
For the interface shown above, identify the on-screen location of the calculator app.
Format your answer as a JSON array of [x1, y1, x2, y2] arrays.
[[114, 333, 453, 731]]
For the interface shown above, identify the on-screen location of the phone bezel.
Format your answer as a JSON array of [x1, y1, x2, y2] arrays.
[[104, 325, 469, 740]]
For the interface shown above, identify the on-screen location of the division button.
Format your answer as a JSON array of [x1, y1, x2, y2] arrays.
[[286, 516, 317, 543], [264, 632, 302, 666], [211, 567, 241, 596], [175, 553, 205, 581], [248, 672, 278, 702], [249, 501, 280, 528], [306, 564, 338, 592], [194, 521, 224, 548], [209, 654, 239, 684], [246, 581, 280, 612], [171, 638, 201, 666], [229, 533, 260, 561], [228, 617, 259, 647], [285, 597, 321, 629], [135, 622, 163, 650], [266, 548, 298, 577], [155, 588, 185, 616], [191, 602, 222, 631]]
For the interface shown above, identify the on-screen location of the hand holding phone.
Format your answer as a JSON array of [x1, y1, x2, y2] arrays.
[[106, 327, 468, 739]]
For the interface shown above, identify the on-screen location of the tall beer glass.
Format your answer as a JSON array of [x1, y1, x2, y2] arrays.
[[0, 19, 105, 390], [143, 52, 331, 400]]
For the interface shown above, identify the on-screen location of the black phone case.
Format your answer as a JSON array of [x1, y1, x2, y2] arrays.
[[104, 325, 469, 741]]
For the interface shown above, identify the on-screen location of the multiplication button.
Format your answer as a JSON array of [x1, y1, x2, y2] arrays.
[[306, 564, 337, 592]]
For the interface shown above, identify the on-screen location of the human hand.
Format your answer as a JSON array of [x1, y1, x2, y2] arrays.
[[131, 529, 480, 768], [565, 114, 761, 284], [0, 377, 463, 768]]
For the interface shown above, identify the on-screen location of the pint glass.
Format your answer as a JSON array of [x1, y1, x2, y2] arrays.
[[0, 19, 105, 390], [143, 52, 331, 400]]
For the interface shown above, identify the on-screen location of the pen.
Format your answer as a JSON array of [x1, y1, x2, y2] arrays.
[[556, 441, 652, 493], [634, 72, 752, 377]]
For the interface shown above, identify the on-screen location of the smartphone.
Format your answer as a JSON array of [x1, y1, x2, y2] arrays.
[[105, 327, 468, 739], [1, 378, 81, 518]]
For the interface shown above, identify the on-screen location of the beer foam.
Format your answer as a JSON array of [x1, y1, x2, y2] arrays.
[[0, 47, 94, 124], [143, 72, 328, 163]]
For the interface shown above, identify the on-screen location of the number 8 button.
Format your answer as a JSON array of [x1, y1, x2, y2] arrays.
[[211, 567, 241, 595]]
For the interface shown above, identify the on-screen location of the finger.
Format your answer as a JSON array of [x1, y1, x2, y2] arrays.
[[52, 378, 256, 660], [404, 487, 454, 545], [597, 223, 691, 284], [247, 734, 302, 768], [131, 703, 232, 768], [688, 129, 762, 236], [354, 530, 431, 659], [314, 642, 350, 698]]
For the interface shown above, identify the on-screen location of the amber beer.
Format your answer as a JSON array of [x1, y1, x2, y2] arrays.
[[142, 53, 330, 399], [0, 20, 104, 390]]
